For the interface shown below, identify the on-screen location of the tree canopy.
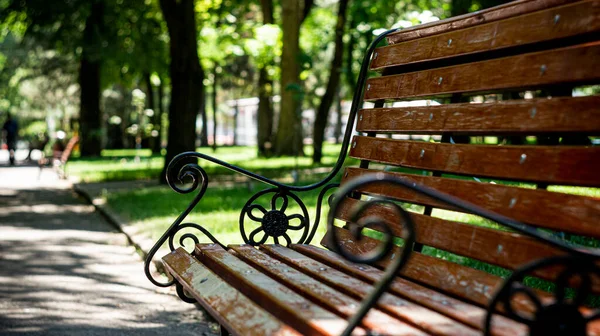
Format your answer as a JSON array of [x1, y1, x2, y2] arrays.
[[0, 0, 505, 179]]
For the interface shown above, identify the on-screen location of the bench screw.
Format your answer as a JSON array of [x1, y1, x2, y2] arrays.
[[419, 149, 425, 158], [540, 64, 547, 75], [200, 278, 208, 284], [359, 114, 363, 121], [352, 141, 356, 148], [529, 107, 537, 118], [367, 84, 371, 91], [319, 267, 326, 271], [429, 113, 433, 121], [345, 172, 348, 178], [447, 39, 452, 47], [374, 52, 378, 59], [554, 14, 560, 25], [519, 153, 527, 164], [509, 198, 517, 208], [438, 77, 443, 85]]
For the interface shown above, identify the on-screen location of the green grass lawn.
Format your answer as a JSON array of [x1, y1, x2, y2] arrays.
[[67, 143, 353, 183]]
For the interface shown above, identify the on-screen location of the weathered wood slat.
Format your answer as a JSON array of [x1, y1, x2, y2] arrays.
[[161, 248, 300, 336], [349, 137, 600, 187], [356, 96, 600, 134], [364, 42, 600, 101], [229, 245, 429, 336], [260, 244, 511, 336], [316, 229, 600, 334], [289, 243, 529, 336], [335, 197, 600, 294], [342, 168, 600, 237], [336, 198, 551, 271], [373, 0, 600, 70], [319, 228, 522, 308], [193, 244, 362, 336], [386, 0, 578, 44]]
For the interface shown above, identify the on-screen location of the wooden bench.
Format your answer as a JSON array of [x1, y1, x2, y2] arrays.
[[146, 0, 600, 334], [38, 136, 78, 179]]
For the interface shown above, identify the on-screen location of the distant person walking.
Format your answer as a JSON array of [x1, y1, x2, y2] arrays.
[[3, 113, 18, 166]]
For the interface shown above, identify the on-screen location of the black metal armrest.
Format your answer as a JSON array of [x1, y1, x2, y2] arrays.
[[144, 150, 341, 289]]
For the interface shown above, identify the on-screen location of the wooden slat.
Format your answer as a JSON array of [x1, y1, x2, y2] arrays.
[[320, 228, 523, 308], [335, 197, 600, 293], [386, 0, 578, 44], [364, 42, 600, 101], [316, 229, 600, 335], [193, 244, 361, 336], [290, 243, 528, 336], [349, 136, 600, 187], [343, 168, 600, 237], [229, 245, 429, 336], [260, 244, 495, 336], [373, 0, 600, 70], [336, 198, 549, 271], [161, 248, 300, 336], [356, 96, 600, 134]]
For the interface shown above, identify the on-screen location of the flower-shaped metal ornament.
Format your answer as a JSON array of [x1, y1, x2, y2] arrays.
[[240, 189, 310, 246]]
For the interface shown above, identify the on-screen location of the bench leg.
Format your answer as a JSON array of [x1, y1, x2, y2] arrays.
[[219, 325, 229, 336]]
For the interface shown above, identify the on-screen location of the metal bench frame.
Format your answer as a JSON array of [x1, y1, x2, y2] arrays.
[[145, 28, 599, 336]]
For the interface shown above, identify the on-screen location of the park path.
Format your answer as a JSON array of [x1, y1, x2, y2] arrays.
[[0, 165, 215, 335]]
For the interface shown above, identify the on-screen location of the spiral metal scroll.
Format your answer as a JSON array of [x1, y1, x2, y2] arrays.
[[484, 256, 600, 336], [144, 154, 225, 288], [328, 174, 417, 336]]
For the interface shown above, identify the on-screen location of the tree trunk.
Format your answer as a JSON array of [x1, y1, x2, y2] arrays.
[[157, 75, 165, 151], [212, 65, 218, 151], [199, 82, 209, 147], [451, 0, 472, 16], [79, 0, 105, 157], [344, 18, 357, 95], [257, 0, 274, 157], [159, 0, 204, 183], [334, 86, 343, 144], [312, 0, 349, 163], [273, 0, 304, 156]]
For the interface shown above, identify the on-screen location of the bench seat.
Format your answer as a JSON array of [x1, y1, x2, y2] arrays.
[[164, 244, 532, 336]]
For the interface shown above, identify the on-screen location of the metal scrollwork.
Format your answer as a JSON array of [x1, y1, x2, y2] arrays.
[[175, 281, 197, 304], [144, 155, 223, 288], [328, 173, 416, 336], [485, 255, 600, 336]]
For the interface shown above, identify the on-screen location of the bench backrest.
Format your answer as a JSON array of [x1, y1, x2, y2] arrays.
[[60, 136, 79, 163], [324, 0, 600, 307]]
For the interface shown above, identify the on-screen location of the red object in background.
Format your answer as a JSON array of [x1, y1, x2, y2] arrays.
[[1, 143, 7, 150]]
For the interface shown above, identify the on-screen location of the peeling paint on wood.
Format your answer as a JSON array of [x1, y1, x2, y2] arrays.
[[162, 248, 300, 336]]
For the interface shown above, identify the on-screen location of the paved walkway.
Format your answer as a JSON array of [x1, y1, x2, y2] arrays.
[[0, 166, 214, 335]]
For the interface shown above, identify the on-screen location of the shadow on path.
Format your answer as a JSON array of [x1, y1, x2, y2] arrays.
[[0, 167, 215, 335]]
